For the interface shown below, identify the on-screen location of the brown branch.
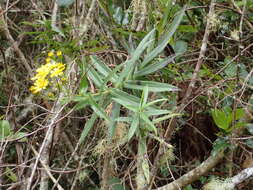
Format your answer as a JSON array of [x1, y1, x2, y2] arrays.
[[0, 6, 33, 77], [154, 151, 224, 190]]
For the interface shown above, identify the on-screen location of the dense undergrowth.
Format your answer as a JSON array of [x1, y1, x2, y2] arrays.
[[0, 0, 253, 190]]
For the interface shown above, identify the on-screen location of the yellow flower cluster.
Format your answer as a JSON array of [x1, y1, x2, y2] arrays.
[[29, 51, 65, 94]]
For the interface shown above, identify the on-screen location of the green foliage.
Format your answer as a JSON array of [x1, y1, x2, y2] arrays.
[[211, 107, 246, 132], [0, 120, 27, 142], [0, 120, 11, 139]]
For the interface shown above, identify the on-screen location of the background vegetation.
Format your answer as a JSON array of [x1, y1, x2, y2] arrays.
[[0, 0, 253, 189]]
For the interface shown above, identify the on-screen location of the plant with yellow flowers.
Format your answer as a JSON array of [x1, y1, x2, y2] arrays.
[[29, 50, 65, 94]]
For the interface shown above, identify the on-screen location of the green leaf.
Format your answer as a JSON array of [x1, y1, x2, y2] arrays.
[[144, 109, 171, 116], [245, 139, 253, 148], [108, 177, 125, 190], [91, 55, 118, 83], [211, 109, 231, 130], [140, 7, 185, 68], [144, 98, 168, 108], [110, 89, 141, 104], [135, 56, 176, 77], [112, 98, 139, 112], [141, 86, 149, 107], [5, 167, 17, 182], [51, 25, 65, 37], [87, 67, 104, 87], [178, 25, 198, 33], [0, 120, 12, 139], [128, 114, 139, 140], [140, 113, 157, 133], [116, 29, 156, 85], [246, 124, 253, 134], [79, 113, 98, 144], [88, 95, 110, 122], [153, 113, 181, 123], [224, 62, 237, 78], [124, 80, 179, 92], [79, 76, 88, 95], [231, 122, 247, 129], [212, 138, 231, 156], [174, 40, 188, 54], [234, 108, 245, 120]]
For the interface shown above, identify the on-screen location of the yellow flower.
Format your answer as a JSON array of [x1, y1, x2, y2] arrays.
[[46, 57, 51, 63], [29, 78, 49, 94], [56, 51, 62, 56], [34, 78, 49, 89], [29, 53, 66, 94], [50, 62, 65, 77], [29, 86, 40, 94], [48, 51, 54, 57]]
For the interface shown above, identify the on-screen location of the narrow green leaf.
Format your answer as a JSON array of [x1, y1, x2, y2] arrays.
[[128, 114, 139, 140], [88, 95, 110, 122], [142, 158, 150, 182], [112, 98, 139, 112], [153, 113, 181, 123], [135, 56, 176, 77], [108, 102, 121, 140], [144, 98, 168, 108], [115, 117, 133, 123], [91, 55, 118, 83], [140, 113, 157, 133], [0, 120, 11, 139], [116, 29, 156, 85], [79, 76, 88, 95], [110, 88, 141, 104], [141, 86, 149, 107], [79, 113, 98, 144], [144, 109, 172, 116], [124, 80, 179, 92], [140, 7, 185, 68], [87, 67, 104, 87]]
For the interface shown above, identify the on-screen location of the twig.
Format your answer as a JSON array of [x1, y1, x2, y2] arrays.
[[26, 95, 67, 190], [0, 6, 33, 77], [79, 0, 97, 37], [230, 166, 253, 185], [30, 146, 65, 190], [154, 151, 224, 190]]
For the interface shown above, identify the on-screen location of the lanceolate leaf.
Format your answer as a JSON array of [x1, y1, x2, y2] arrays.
[[116, 29, 156, 86], [128, 114, 139, 140], [79, 113, 98, 144], [88, 95, 110, 122], [87, 67, 104, 87], [124, 80, 180, 92], [91, 55, 119, 83], [110, 88, 141, 104], [135, 56, 176, 77], [140, 7, 186, 68], [140, 113, 157, 133]]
